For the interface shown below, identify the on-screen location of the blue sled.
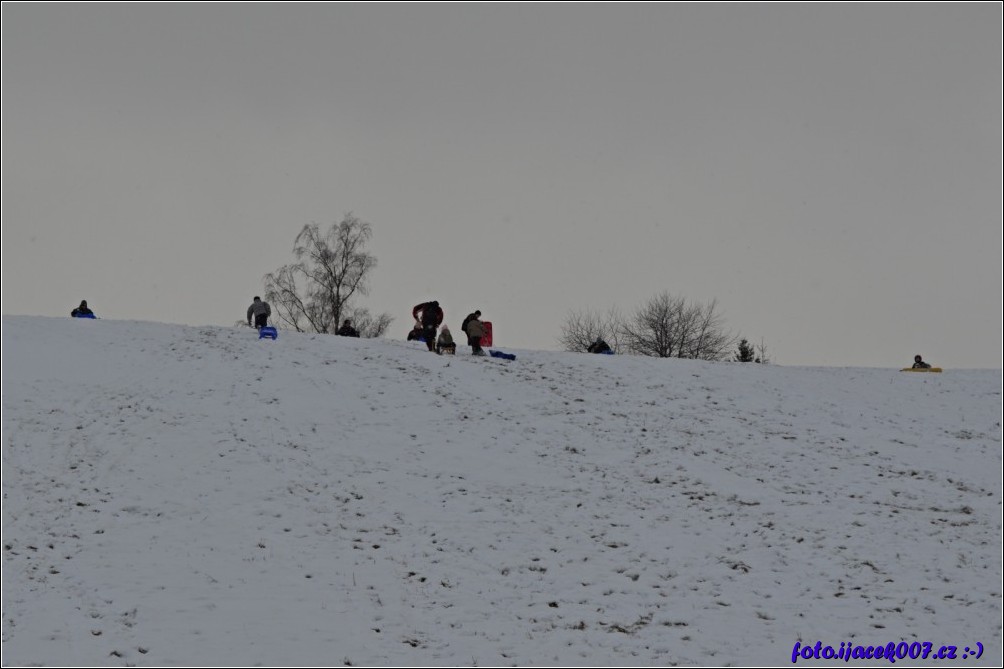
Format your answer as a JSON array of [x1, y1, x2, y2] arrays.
[[259, 326, 278, 340], [489, 349, 516, 361], [601, 349, 614, 355], [72, 313, 97, 319]]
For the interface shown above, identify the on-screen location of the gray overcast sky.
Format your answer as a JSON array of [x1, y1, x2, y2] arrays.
[[3, 3, 1001, 368]]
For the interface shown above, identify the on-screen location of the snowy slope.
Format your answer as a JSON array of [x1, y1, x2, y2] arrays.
[[2, 315, 1001, 667]]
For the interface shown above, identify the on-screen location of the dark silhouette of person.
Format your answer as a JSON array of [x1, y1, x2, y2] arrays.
[[412, 301, 444, 352]]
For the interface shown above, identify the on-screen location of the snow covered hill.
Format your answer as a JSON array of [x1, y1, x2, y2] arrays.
[[2, 315, 1001, 667]]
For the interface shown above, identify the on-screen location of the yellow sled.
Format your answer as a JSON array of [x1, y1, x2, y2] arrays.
[[900, 367, 942, 373]]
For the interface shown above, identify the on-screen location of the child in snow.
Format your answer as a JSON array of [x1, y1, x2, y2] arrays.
[[437, 326, 456, 355]]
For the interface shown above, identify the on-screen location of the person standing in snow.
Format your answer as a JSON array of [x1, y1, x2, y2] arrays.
[[464, 311, 487, 356], [247, 296, 271, 330], [461, 310, 481, 337], [412, 300, 444, 353]]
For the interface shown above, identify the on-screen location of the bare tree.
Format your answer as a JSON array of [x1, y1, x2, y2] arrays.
[[756, 337, 771, 365], [263, 214, 392, 337], [621, 292, 687, 358], [683, 298, 736, 361], [622, 292, 735, 361], [344, 306, 394, 339], [559, 306, 624, 352]]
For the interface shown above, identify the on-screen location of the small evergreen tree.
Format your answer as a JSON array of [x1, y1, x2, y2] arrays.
[[735, 338, 756, 363]]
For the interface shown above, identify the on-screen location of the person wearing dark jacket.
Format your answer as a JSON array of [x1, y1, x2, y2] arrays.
[[336, 319, 360, 337], [464, 311, 487, 356], [461, 310, 481, 337], [586, 335, 610, 351], [912, 355, 932, 369], [407, 321, 425, 342], [71, 300, 95, 318], [587, 338, 612, 354], [247, 296, 271, 330], [412, 301, 444, 352]]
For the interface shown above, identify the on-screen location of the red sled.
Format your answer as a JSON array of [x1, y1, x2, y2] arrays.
[[482, 321, 492, 347]]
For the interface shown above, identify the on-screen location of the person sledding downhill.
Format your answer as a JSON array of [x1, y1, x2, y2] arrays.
[[412, 300, 444, 353]]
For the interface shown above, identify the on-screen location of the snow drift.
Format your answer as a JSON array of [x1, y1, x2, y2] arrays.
[[2, 315, 1000, 666]]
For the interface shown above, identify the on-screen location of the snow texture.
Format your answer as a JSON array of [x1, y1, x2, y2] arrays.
[[2, 316, 1001, 666]]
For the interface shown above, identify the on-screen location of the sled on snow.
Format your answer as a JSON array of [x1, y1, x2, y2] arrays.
[[489, 349, 515, 361], [259, 326, 278, 340], [72, 313, 97, 319], [900, 367, 942, 373]]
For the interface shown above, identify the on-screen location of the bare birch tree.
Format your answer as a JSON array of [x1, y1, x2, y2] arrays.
[[263, 214, 392, 337]]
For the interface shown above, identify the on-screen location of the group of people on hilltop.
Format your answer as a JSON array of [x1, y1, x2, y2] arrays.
[[242, 295, 482, 354], [71, 297, 939, 369], [412, 301, 486, 356]]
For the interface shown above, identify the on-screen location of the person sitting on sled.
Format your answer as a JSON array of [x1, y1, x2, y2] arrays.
[[407, 320, 425, 342], [336, 319, 360, 337], [912, 354, 932, 369], [587, 338, 612, 354], [71, 300, 95, 318], [437, 325, 456, 355]]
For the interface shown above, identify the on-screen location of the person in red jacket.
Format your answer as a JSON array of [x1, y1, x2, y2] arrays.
[[412, 301, 444, 353]]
